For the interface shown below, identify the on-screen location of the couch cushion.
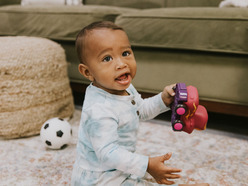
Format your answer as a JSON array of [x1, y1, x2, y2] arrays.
[[84, 0, 165, 9], [164, 0, 222, 7], [0, 0, 21, 6], [116, 7, 248, 54], [0, 5, 136, 41]]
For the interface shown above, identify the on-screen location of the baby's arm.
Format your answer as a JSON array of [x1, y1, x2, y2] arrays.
[[147, 152, 181, 185], [135, 83, 176, 121]]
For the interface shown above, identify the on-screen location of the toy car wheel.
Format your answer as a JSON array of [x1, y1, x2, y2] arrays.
[[175, 104, 186, 115], [172, 120, 184, 131]]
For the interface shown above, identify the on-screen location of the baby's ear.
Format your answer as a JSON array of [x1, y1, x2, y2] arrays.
[[78, 64, 94, 82]]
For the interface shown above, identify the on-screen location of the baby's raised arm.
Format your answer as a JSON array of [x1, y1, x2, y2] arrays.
[[135, 83, 176, 121]]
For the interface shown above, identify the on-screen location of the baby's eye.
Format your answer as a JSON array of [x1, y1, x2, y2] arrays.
[[122, 51, 131, 57], [103, 56, 113, 62]]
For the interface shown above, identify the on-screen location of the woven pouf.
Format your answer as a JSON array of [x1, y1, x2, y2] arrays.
[[0, 36, 74, 139]]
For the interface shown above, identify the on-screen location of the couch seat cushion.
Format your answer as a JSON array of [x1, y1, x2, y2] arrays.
[[164, 0, 222, 7], [116, 8, 248, 54], [0, 5, 137, 41]]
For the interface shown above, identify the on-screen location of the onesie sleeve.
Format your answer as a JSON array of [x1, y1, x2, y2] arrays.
[[138, 92, 170, 121], [84, 104, 148, 177], [127, 84, 170, 121]]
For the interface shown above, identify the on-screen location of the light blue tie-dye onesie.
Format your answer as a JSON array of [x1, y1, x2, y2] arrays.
[[71, 84, 178, 186]]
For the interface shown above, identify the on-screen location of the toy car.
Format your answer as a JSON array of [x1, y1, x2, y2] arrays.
[[171, 83, 188, 131], [171, 83, 208, 134]]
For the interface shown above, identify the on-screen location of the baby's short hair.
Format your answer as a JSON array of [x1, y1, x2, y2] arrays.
[[76, 21, 124, 64]]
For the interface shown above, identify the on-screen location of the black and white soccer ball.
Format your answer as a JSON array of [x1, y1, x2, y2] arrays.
[[40, 118, 72, 149]]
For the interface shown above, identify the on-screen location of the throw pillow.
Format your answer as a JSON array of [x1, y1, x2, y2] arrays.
[[219, 0, 248, 7]]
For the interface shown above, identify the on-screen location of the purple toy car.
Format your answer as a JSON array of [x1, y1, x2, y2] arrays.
[[171, 83, 187, 131]]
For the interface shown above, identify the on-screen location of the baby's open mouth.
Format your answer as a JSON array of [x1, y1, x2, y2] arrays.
[[116, 73, 129, 81], [115, 73, 131, 85]]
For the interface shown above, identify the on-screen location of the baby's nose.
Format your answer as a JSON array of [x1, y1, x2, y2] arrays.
[[116, 59, 127, 70]]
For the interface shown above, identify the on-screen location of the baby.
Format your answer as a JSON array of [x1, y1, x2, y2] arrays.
[[71, 21, 208, 186]]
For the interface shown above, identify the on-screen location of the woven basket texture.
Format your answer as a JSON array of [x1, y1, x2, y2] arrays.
[[0, 36, 74, 139]]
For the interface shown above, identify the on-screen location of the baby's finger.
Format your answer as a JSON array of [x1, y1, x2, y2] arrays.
[[166, 84, 176, 96], [160, 179, 175, 185], [171, 83, 177, 89], [161, 152, 172, 161], [164, 173, 181, 179], [166, 167, 182, 173]]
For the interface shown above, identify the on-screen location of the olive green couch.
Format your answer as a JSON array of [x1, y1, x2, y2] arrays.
[[0, 0, 247, 116]]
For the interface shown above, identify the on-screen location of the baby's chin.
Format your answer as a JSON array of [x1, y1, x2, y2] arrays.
[[109, 84, 132, 95]]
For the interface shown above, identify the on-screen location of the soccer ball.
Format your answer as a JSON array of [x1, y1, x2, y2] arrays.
[[40, 118, 72, 149]]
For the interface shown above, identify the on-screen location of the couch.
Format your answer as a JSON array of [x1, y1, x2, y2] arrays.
[[0, 0, 247, 117]]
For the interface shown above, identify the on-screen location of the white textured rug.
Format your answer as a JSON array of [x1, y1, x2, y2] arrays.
[[0, 109, 247, 186]]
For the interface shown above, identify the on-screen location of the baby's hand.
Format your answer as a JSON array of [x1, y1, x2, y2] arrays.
[[147, 152, 181, 185], [161, 84, 176, 107]]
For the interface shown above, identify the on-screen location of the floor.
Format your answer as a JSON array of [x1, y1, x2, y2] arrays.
[[1, 108, 247, 185]]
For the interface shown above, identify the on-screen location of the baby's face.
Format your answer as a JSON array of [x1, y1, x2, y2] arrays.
[[83, 28, 137, 95]]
